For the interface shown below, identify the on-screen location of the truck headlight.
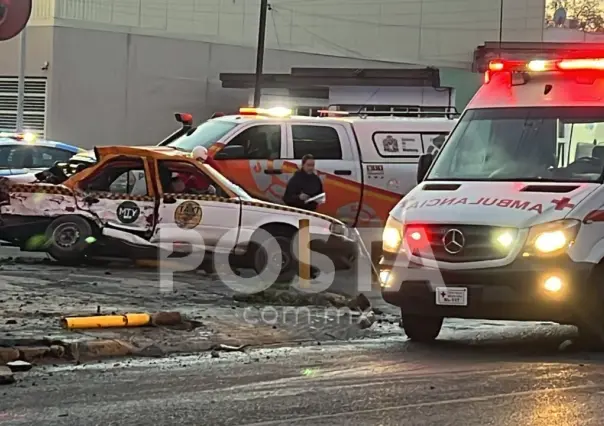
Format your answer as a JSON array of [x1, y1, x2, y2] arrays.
[[383, 215, 403, 253], [524, 220, 580, 256]]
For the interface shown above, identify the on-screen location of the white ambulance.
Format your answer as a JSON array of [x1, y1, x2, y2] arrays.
[[380, 57, 604, 344]]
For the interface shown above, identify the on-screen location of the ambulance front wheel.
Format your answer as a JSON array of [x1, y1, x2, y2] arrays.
[[401, 314, 443, 343], [575, 323, 604, 350], [45, 215, 93, 265]]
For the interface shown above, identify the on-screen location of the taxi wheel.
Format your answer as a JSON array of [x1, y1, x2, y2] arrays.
[[45, 215, 93, 265], [401, 314, 443, 342], [252, 231, 296, 283]]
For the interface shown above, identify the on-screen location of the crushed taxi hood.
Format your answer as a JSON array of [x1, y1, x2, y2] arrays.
[[390, 181, 600, 228]]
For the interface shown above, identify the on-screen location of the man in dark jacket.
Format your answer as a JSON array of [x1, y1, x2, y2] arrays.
[[283, 154, 323, 211]]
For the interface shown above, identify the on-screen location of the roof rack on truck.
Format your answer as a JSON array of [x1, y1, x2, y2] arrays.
[[320, 104, 459, 119]]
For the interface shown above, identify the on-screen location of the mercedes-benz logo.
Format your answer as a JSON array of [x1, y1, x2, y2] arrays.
[[442, 229, 465, 254]]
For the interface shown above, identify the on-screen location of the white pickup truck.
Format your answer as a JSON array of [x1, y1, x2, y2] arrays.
[[161, 106, 458, 230]]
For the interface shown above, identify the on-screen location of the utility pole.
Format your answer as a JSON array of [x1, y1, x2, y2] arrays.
[[498, 0, 504, 52], [253, 0, 268, 107], [16, 25, 26, 132]]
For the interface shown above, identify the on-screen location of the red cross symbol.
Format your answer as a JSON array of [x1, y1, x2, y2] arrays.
[[551, 197, 575, 210]]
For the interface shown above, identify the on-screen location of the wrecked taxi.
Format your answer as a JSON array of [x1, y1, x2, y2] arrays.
[[0, 146, 356, 279]]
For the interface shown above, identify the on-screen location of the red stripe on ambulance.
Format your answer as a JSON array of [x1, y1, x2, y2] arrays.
[[403, 197, 543, 214]]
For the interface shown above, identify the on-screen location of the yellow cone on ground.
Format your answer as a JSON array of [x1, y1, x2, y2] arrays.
[[61, 313, 151, 329]]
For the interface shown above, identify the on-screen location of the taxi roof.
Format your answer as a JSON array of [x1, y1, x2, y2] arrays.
[[96, 145, 191, 160]]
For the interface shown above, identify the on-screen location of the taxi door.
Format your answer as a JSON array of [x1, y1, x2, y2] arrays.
[[213, 123, 288, 204], [74, 157, 156, 237], [283, 122, 362, 225], [152, 159, 241, 254]]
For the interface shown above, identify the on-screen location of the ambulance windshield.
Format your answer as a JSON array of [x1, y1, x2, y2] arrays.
[[428, 107, 604, 183]]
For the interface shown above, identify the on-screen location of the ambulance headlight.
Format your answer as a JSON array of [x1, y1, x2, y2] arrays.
[[383, 215, 403, 253], [524, 220, 580, 256]]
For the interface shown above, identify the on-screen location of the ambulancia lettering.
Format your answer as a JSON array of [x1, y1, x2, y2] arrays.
[[402, 197, 543, 214]]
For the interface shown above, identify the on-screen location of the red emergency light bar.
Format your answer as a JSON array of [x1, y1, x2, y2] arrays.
[[488, 58, 604, 73], [485, 58, 604, 84]]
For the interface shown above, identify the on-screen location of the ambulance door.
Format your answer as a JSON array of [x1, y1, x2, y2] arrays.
[[283, 123, 361, 225], [213, 123, 288, 204]]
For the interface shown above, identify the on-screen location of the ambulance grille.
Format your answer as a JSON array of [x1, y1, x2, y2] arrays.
[[419, 224, 513, 263]]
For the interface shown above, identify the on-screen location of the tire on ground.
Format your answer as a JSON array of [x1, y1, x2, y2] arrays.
[[45, 215, 94, 264], [251, 225, 297, 284], [401, 314, 443, 343], [574, 263, 604, 350]]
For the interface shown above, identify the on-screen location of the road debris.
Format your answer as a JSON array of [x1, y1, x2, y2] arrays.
[[358, 310, 377, 329], [6, 360, 32, 373], [233, 288, 354, 307], [210, 344, 249, 352], [61, 313, 151, 329], [0, 366, 15, 385], [151, 312, 183, 327]]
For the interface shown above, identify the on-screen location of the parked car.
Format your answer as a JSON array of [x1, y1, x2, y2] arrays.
[[0, 132, 85, 177]]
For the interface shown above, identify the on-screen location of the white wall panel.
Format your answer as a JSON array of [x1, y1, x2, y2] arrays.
[[30, 0, 545, 68]]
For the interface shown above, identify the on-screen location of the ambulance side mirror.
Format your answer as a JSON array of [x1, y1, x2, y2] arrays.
[[417, 154, 434, 183]]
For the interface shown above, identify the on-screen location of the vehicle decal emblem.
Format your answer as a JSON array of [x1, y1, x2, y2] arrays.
[[174, 201, 202, 229], [382, 135, 399, 153], [442, 228, 465, 254], [117, 201, 140, 224]]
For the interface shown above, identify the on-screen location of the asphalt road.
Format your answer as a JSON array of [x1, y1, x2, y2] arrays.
[[4, 246, 604, 425], [2, 337, 604, 426]]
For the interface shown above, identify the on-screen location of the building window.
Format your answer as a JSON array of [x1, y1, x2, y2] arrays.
[[292, 125, 342, 159]]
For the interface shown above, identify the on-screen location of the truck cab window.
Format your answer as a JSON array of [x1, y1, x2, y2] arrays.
[[225, 125, 281, 160], [292, 125, 342, 159]]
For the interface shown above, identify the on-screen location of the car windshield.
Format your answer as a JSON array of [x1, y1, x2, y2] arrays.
[[428, 107, 604, 183], [168, 119, 239, 152], [0, 144, 73, 169], [202, 164, 253, 201]]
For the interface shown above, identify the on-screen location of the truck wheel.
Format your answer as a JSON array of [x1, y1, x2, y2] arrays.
[[252, 227, 297, 284], [45, 215, 93, 265], [401, 314, 443, 342]]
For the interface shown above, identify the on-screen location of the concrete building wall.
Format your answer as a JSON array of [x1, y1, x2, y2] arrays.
[[48, 0, 544, 68], [44, 26, 438, 148], [0, 0, 500, 148]]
